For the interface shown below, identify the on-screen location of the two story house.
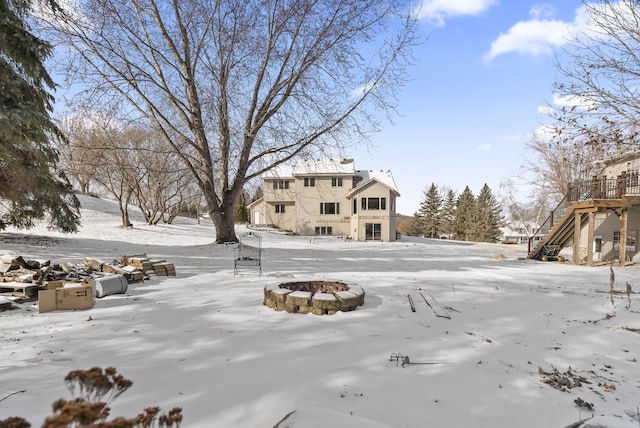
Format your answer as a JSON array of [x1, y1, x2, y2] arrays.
[[528, 149, 640, 265], [248, 159, 400, 242]]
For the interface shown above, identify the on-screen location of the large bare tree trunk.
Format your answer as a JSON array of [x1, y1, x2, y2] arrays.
[[46, 0, 418, 243]]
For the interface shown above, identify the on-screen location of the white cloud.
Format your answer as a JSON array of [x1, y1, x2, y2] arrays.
[[350, 81, 379, 98], [551, 93, 597, 110], [503, 134, 522, 141], [537, 104, 553, 115], [532, 123, 564, 142], [529, 3, 557, 20], [416, 0, 498, 26], [535, 92, 598, 118], [485, 1, 640, 62], [485, 18, 572, 61], [477, 143, 492, 152]]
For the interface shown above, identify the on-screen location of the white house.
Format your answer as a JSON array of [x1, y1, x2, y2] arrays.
[[248, 159, 400, 242]]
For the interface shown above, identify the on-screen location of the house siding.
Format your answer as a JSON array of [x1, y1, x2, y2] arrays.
[[350, 183, 396, 242], [250, 160, 399, 242], [575, 206, 640, 262]]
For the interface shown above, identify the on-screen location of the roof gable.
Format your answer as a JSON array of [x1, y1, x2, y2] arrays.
[[347, 169, 400, 198]]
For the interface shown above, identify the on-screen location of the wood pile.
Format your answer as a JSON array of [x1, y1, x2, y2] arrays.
[[122, 254, 177, 277], [1, 252, 177, 299]]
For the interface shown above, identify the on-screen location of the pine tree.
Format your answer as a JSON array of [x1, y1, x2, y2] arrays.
[[404, 213, 424, 237], [419, 183, 442, 238], [234, 191, 249, 223], [453, 186, 476, 241], [440, 188, 456, 239], [0, 0, 80, 231], [475, 183, 503, 242]]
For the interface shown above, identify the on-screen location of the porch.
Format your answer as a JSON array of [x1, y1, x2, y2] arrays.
[[528, 175, 640, 266]]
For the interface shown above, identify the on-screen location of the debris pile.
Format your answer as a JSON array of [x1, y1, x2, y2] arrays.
[[538, 366, 590, 392], [0, 253, 177, 301]]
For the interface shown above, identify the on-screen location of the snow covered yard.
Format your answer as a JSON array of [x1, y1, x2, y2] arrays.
[[1, 196, 639, 428]]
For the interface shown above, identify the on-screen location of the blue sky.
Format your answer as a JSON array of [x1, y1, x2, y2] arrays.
[[349, 0, 587, 215], [48, 0, 590, 216]]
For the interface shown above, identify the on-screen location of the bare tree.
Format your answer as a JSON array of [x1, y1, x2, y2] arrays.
[[93, 126, 145, 227], [57, 114, 105, 195], [499, 178, 550, 238], [44, 0, 418, 242], [523, 127, 606, 201], [131, 130, 198, 225], [551, 0, 640, 151], [61, 114, 145, 227]]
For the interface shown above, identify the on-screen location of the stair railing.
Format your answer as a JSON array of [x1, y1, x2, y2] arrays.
[[527, 192, 569, 256]]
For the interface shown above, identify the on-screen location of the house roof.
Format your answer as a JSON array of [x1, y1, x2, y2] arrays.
[[247, 196, 264, 209], [262, 164, 294, 179], [596, 149, 640, 168], [261, 160, 400, 196], [262, 159, 355, 179], [347, 169, 400, 197], [292, 159, 355, 175]]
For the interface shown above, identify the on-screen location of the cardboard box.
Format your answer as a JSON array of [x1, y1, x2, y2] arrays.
[[38, 280, 96, 313]]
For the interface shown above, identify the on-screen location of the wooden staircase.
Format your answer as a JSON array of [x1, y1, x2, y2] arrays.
[[528, 201, 589, 260], [528, 198, 632, 261]]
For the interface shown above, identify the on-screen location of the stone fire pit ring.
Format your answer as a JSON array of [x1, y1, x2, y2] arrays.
[[263, 281, 365, 315]]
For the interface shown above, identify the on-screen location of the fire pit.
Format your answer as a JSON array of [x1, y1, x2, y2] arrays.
[[263, 281, 365, 315]]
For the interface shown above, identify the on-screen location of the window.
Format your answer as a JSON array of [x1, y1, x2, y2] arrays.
[[332, 177, 343, 187], [304, 177, 315, 187], [320, 202, 339, 215], [365, 223, 382, 241], [614, 230, 637, 251], [272, 180, 289, 190], [275, 204, 285, 214], [315, 226, 333, 235], [361, 197, 386, 210], [352, 198, 357, 214]]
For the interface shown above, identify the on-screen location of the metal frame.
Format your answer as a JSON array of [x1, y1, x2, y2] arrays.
[[234, 232, 262, 276]]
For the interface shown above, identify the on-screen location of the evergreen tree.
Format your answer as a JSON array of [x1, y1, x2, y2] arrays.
[[404, 213, 424, 237], [234, 191, 249, 223], [440, 188, 456, 239], [418, 183, 442, 238], [453, 186, 476, 241], [475, 183, 503, 242], [0, 0, 80, 231]]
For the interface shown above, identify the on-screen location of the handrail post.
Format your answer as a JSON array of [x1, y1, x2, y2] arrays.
[[591, 175, 599, 199], [616, 173, 625, 198]]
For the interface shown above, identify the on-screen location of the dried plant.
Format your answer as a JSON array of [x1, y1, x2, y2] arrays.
[[43, 398, 111, 427], [0, 417, 31, 428], [158, 408, 183, 427], [133, 407, 183, 428], [65, 367, 133, 405], [1, 368, 182, 428], [609, 265, 616, 307], [626, 282, 632, 309]]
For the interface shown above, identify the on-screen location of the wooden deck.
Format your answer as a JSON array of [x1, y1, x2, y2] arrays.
[[528, 197, 635, 265]]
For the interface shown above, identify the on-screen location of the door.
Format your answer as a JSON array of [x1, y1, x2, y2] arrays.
[[365, 223, 381, 241]]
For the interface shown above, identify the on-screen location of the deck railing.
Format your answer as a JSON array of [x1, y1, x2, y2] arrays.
[[528, 172, 640, 256], [567, 173, 640, 202]]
